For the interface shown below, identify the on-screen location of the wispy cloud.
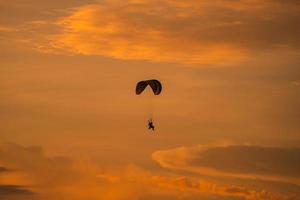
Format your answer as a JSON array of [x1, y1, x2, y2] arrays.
[[0, 185, 33, 197], [153, 144, 300, 185], [0, 167, 9, 172], [0, 25, 16, 32]]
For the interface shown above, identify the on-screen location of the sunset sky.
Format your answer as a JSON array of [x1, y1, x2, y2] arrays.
[[1, 0, 300, 199]]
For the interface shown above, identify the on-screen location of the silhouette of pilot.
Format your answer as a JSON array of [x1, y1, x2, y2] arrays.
[[148, 119, 155, 131]]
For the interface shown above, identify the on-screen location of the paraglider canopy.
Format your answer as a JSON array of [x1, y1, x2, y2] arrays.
[[136, 79, 162, 95]]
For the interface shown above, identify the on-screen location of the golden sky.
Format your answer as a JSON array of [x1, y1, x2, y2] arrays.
[[0, 0, 300, 199]]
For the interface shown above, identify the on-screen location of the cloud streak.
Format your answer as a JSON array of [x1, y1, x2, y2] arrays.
[[152, 144, 300, 185], [0, 167, 9, 172], [0, 185, 33, 196]]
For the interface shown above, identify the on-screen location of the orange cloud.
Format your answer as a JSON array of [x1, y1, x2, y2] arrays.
[[0, 25, 16, 32], [23, 0, 297, 65], [152, 144, 300, 185], [1, 0, 299, 67], [45, 1, 249, 65], [0, 143, 292, 200], [3, 0, 299, 65]]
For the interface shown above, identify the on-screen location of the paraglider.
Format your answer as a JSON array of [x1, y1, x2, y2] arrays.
[[148, 119, 155, 131], [136, 79, 162, 95], [135, 79, 162, 131]]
